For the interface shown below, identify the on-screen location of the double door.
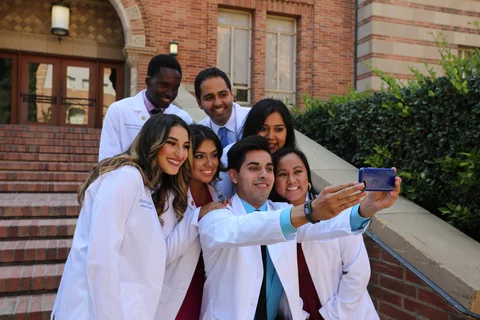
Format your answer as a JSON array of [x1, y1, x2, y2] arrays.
[[0, 52, 124, 128]]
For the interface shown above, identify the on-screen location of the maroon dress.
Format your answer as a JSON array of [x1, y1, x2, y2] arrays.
[[297, 243, 324, 320], [174, 189, 212, 320]]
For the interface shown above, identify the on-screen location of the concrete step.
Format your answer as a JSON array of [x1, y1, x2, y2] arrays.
[[0, 239, 72, 264], [0, 194, 80, 219], [0, 161, 93, 172], [0, 124, 101, 135], [0, 263, 64, 294], [0, 293, 55, 319], [0, 171, 88, 183], [0, 152, 97, 163], [3, 137, 99, 148], [0, 219, 77, 239], [0, 182, 81, 193], [0, 144, 99, 155], [0, 130, 100, 141]]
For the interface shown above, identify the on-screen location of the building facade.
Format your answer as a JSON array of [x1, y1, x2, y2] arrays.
[[0, 0, 357, 129], [357, 0, 480, 91], [1, 0, 479, 129]]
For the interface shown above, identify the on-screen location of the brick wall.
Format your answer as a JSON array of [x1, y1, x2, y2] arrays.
[[356, 0, 480, 91], [364, 235, 466, 320], [132, 0, 356, 107]]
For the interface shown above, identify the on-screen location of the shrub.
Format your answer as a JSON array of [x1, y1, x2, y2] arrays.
[[293, 34, 480, 241]]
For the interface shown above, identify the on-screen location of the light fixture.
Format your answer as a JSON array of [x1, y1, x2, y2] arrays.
[[169, 41, 179, 57], [51, 1, 71, 42]]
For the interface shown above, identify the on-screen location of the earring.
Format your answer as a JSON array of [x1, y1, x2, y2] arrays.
[[308, 183, 312, 191]]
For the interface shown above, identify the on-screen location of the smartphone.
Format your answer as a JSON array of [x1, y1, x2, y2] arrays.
[[358, 168, 395, 191]]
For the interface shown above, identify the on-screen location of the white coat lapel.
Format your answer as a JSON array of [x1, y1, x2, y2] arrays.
[[133, 90, 150, 123], [233, 103, 245, 141], [229, 194, 247, 217], [265, 202, 291, 266]]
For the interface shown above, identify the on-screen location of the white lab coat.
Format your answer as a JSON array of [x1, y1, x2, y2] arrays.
[[302, 236, 378, 320], [197, 195, 366, 320], [270, 202, 378, 320], [51, 166, 166, 320], [197, 102, 250, 142], [155, 184, 221, 320], [216, 142, 235, 198], [98, 90, 193, 161]]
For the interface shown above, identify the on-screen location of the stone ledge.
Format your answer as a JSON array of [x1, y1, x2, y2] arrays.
[[188, 110, 480, 312], [295, 130, 480, 313]]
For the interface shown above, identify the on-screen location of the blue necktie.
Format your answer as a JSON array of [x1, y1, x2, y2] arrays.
[[218, 127, 229, 148]]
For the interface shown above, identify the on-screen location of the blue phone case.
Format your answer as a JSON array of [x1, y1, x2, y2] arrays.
[[358, 168, 395, 191]]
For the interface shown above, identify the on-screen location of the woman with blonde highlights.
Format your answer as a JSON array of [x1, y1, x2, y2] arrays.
[[52, 114, 193, 320], [157, 124, 227, 319]]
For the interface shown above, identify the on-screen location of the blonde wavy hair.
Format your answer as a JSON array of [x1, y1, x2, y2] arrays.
[[78, 114, 192, 221]]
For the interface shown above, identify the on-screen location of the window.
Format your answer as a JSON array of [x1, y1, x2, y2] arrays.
[[67, 76, 76, 89], [265, 16, 296, 105], [217, 10, 252, 105], [458, 46, 477, 60]]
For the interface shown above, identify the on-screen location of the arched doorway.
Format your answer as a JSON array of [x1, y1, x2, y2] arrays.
[[0, 0, 133, 128]]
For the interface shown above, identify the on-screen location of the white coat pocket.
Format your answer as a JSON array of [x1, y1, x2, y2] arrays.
[[119, 282, 147, 319], [202, 301, 226, 320], [158, 283, 172, 302]]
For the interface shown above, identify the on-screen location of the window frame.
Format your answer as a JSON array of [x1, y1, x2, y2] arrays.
[[217, 9, 252, 105], [264, 15, 297, 105]]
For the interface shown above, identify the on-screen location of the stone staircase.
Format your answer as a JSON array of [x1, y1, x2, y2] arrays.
[[0, 124, 99, 319]]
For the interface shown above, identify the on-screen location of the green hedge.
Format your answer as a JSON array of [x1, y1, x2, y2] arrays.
[[293, 36, 480, 242]]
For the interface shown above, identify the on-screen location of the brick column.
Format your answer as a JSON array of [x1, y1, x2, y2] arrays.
[[251, 8, 267, 104], [123, 46, 157, 96]]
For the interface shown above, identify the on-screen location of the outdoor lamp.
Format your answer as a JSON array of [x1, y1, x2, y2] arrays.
[[51, 1, 71, 42], [169, 41, 178, 57]]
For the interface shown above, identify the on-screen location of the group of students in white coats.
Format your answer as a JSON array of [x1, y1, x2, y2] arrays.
[[51, 55, 402, 320]]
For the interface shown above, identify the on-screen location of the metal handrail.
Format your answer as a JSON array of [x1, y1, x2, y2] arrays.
[[366, 231, 480, 319]]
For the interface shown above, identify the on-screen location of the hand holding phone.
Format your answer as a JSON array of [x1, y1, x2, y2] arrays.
[[358, 167, 396, 191]]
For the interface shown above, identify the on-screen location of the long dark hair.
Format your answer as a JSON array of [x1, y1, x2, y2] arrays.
[[269, 148, 319, 202], [189, 124, 225, 183], [241, 98, 297, 150], [79, 114, 192, 221]]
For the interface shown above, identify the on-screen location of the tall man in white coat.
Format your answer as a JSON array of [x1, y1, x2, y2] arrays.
[[195, 67, 250, 148], [197, 136, 402, 320], [98, 54, 193, 161]]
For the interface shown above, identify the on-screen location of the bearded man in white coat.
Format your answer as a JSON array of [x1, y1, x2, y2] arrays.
[[195, 67, 250, 148], [98, 54, 193, 161], [197, 136, 402, 320]]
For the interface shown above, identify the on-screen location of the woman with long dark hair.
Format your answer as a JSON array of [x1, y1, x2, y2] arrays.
[[52, 114, 193, 320], [219, 98, 297, 197], [271, 148, 379, 320]]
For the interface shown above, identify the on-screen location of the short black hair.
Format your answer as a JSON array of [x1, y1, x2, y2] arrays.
[[189, 124, 226, 182], [227, 135, 270, 172], [269, 148, 319, 202], [147, 54, 182, 77], [242, 98, 297, 150], [194, 67, 232, 100]]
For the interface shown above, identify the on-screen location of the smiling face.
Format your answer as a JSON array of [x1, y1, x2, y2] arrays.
[[197, 76, 234, 126], [156, 125, 190, 175], [145, 67, 182, 110], [257, 112, 287, 154], [192, 139, 219, 184], [229, 149, 274, 208], [274, 152, 309, 206]]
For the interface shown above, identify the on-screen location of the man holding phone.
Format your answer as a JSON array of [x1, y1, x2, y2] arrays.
[[196, 136, 402, 320]]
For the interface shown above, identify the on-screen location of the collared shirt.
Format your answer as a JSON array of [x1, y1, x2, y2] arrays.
[[239, 199, 295, 320], [210, 105, 237, 145], [239, 197, 370, 320], [142, 90, 164, 115]]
